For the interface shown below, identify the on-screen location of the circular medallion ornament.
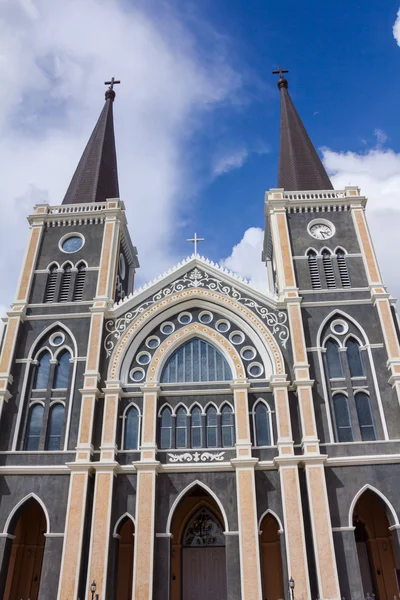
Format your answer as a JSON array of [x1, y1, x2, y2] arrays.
[[308, 219, 335, 240]]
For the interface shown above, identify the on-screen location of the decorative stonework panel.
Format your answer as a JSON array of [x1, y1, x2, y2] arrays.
[[167, 451, 226, 463]]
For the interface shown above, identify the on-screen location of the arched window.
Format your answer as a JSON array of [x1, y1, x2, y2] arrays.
[[25, 404, 44, 450], [54, 351, 71, 389], [176, 407, 188, 448], [333, 393, 353, 442], [307, 250, 321, 289], [160, 406, 172, 449], [73, 262, 86, 301], [183, 507, 225, 547], [59, 264, 72, 302], [124, 406, 139, 450], [336, 249, 351, 288], [161, 338, 232, 383], [44, 264, 58, 303], [33, 351, 51, 389], [254, 402, 271, 446], [346, 338, 364, 378], [206, 406, 218, 448], [355, 392, 376, 441], [322, 250, 336, 288], [190, 406, 202, 448], [46, 404, 65, 450], [325, 339, 343, 379], [221, 405, 234, 447]]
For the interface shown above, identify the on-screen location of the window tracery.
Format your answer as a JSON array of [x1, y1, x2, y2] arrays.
[[183, 508, 225, 547]]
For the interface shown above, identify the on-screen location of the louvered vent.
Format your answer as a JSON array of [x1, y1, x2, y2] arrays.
[[73, 265, 85, 301], [307, 252, 321, 289], [59, 267, 72, 302], [44, 268, 58, 303], [336, 251, 351, 288], [322, 251, 336, 288]]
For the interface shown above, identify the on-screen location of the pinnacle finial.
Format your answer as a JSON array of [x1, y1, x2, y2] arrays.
[[104, 77, 121, 101], [272, 66, 289, 89]]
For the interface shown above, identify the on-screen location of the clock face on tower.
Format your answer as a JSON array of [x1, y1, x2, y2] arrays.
[[308, 220, 334, 240]]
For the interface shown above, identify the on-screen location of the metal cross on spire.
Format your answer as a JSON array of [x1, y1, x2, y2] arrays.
[[186, 233, 204, 256], [104, 77, 121, 91], [272, 66, 289, 79]]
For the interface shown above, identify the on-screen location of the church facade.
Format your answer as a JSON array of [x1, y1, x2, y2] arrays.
[[0, 74, 399, 600]]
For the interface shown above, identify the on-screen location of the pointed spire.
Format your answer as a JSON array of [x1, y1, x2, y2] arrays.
[[273, 68, 333, 191], [62, 79, 120, 205]]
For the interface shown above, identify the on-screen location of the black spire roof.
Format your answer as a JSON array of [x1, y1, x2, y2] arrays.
[[62, 86, 119, 205], [277, 75, 333, 191]]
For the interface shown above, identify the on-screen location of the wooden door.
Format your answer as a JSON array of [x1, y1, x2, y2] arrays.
[[182, 547, 227, 600]]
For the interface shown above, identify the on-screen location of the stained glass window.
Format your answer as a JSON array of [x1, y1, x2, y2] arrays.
[[355, 392, 376, 441], [33, 351, 51, 389], [333, 393, 353, 442], [183, 508, 225, 547], [325, 339, 343, 379], [190, 406, 202, 448], [46, 404, 65, 450], [254, 402, 271, 446], [125, 406, 139, 450], [176, 407, 188, 448], [346, 338, 364, 378], [206, 406, 218, 448], [161, 337, 232, 383], [160, 407, 172, 449], [25, 404, 44, 451], [221, 405, 234, 447]]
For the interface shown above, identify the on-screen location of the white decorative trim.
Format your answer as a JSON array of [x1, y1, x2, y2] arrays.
[[258, 508, 284, 532], [3, 493, 51, 534], [44, 532, 64, 538], [113, 512, 135, 536], [167, 451, 225, 463], [332, 526, 355, 532], [348, 484, 399, 528]]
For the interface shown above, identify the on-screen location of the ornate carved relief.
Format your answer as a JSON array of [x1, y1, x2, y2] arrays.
[[167, 451, 226, 463]]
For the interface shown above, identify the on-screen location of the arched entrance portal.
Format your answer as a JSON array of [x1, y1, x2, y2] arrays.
[[115, 517, 135, 600], [3, 498, 46, 600], [353, 489, 399, 599], [260, 513, 284, 600], [171, 485, 228, 600]]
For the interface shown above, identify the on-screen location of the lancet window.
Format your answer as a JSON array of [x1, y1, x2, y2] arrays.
[[253, 400, 272, 447], [161, 338, 232, 383], [43, 261, 86, 303], [122, 405, 140, 450], [306, 248, 352, 290], [158, 403, 235, 450], [307, 250, 321, 289], [321, 316, 380, 443]]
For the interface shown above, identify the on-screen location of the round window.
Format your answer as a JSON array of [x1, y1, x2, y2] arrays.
[[241, 346, 256, 361], [146, 336, 160, 350], [130, 368, 145, 382], [199, 311, 213, 324], [330, 320, 349, 335], [119, 253, 126, 280], [160, 322, 175, 335], [229, 331, 245, 345], [216, 319, 230, 333], [60, 234, 84, 253], [136, 352, 151, 365], [50, 333, 65, 347], [248, 362, 263, 378], [178, 312, 192, 325]]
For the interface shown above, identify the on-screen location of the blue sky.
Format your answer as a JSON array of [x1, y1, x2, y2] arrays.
[[0, 0, 400, 310]]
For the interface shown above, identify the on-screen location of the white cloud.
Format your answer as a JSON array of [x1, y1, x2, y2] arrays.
[[393, 8, 400, 45], [0, 0, 244, 314], [221, 227, 268, 291], [212, 148, 249, 175], [323, 146, 400, 299], [374, 128, 388, 146]]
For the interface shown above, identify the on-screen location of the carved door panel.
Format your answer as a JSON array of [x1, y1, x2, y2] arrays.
[[182, 547, 227, 600]]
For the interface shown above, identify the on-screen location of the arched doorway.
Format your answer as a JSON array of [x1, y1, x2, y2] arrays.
[[353, 489, 399, 599], [260, 513, 284, 600], [115, 517, 135, 600], [3, 498, 46, 600], [170, 485, 228, 600]]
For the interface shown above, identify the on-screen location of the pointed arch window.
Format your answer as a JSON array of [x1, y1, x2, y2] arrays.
[[254, 402, 271, 446], [322, 250, 336, 288], [46, 404, 65, 450], [124, 406, 139, 450], [325, 339, 343, 379], [161, 337, 232, 383], [176, 407, 188, 448], [160, 407, 172, 449], [54, 351, 71, 389], [33, 351, 51, 389], [346, 338, 364, 378], [183, 507, 225, 547], [25, 404, 44, 450], [206, 406, 218, 448], [59, 264, 72, 302], [336, 249, 351, 288], [190, 406, 203, 448], [221, 405, 234, 447], [333, 393, 353, 442], [355, 392, 376, 441], [73, 262, 86, 301], [44, 264, 58, 303], [307, 250, 321, 290]]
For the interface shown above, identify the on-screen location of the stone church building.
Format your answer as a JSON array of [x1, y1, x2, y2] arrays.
[[0, 71, 399, 600]]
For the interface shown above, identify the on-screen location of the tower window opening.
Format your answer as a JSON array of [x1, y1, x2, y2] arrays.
[[73, 262, 86, 301], [44, 265, 58, 303], [336, 249, 351, 288], [307, 250, 321, 289], [322, 250, 336, 288], [59, 265, 72, 302]]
